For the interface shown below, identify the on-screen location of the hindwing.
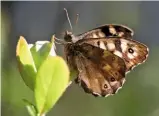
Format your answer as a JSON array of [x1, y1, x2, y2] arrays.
[[65, 43, 126, 96]]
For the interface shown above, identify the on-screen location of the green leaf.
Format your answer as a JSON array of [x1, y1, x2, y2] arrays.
[[16, 36, 37, 90], [35, 56, 70, 114], [30, 35, 56, 70], [23, 99, 38, 116]]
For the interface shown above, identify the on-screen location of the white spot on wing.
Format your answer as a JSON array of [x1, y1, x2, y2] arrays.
[[133, 51, 138, 57], [115, 86, 122, 94], [93, 92, 101, 97], [110, 81, 118, 86], [98, 32, 105, 37], [99, 42, 107, 50], [107, 42, 115, 50], [105, 94, 112, 97], [118, 32, 124, 37], [121, 78, 126, 85], [115, 78, 126, 94], [120, 39, 128, 53], [114, 50, 123, 58], [92, 33, 98, 38], [127, 53, 135, 59], [109, 27, 117, 35]]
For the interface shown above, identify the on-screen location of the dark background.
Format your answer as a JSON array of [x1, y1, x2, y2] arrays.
[[1, 1, 159, 116]]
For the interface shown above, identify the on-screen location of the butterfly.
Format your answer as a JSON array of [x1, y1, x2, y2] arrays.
[[55, 10, 149, 97]]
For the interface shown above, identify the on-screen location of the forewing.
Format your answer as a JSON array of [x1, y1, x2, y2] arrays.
[[79, 37, 149, 72], [78, 24, 133, 39], [70, 43, 126, 97]]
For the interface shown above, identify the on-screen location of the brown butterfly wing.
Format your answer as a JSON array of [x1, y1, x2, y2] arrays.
[[77, 24, 134, 39], [65, 43, 126, 97], [79, 37, 149, 72]]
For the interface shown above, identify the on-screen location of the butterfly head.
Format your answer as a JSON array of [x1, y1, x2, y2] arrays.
[[64, 31, 73, 42], [64, 31, 80, 43]]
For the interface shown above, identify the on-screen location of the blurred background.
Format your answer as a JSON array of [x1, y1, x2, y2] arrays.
[[1, 1, 159, 116]]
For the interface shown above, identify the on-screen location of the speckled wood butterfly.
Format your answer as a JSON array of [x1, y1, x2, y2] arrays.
[[55, 9, 149, 97]]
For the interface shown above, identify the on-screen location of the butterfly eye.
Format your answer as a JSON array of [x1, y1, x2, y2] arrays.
[[64, 31, 73, 42], [128, 48, 134, 53], [103, 84, 108, 89], [110, 77, 116, 82]]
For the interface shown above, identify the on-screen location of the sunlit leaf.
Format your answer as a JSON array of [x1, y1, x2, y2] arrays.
[[35, 56, 69, 114], [16, 36, 37, 90]]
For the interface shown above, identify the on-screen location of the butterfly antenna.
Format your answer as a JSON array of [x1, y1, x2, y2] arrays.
[[64, 8, 73, 31], [74, 13, 79, 32], [75, 13, 79, 25]]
